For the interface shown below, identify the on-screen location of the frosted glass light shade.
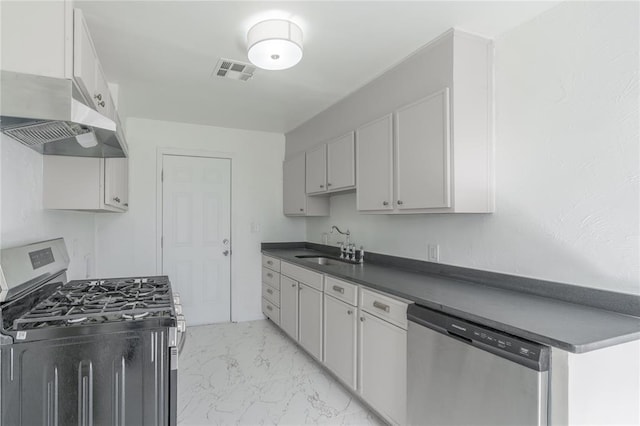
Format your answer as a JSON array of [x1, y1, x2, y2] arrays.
[[247, 19, 303, 70]]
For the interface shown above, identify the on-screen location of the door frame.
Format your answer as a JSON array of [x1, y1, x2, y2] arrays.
[[156, 147, 234, 319]]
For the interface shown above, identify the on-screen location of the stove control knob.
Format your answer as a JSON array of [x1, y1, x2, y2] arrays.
[[174, 304, 183, 314]]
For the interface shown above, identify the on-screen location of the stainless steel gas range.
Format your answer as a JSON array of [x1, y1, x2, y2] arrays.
[[0, 238, 186, 425]]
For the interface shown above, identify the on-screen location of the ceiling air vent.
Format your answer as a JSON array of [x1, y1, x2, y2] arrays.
[[213, 58, 256, 81]]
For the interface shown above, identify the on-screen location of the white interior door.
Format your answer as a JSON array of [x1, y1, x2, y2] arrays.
[[162, 154, 231, 325]]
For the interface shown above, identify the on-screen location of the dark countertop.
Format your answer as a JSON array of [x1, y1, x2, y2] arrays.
[[262, 247, 640, 353]]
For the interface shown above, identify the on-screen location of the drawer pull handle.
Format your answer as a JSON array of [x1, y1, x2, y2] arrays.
[[266, 305, 273, 311], [373, 301, 390, 312], [267, 273, 273, 278], [267, 260, 273, 265], [267, 288, 273, 294], [332, 285, 344, 294]]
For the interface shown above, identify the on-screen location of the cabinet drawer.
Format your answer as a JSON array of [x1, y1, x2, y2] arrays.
[[325, 276, 358, 306], [360, 288, 411, 330], [262, 255, 281, 272], [262, 267, 280, 290], [262, 298, 280, 325], [262, 282, 280, 307], [281, 262, 323, 291]]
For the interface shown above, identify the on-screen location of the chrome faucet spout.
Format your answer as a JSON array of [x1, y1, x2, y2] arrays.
[[330, 226, 351, 246], [330, 226, 350, 236]]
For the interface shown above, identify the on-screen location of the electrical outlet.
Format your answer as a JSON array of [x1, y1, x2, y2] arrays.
[[428, 244, 440, 262]]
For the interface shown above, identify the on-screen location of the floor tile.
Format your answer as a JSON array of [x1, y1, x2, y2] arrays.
[[178, 320, 384, 426]]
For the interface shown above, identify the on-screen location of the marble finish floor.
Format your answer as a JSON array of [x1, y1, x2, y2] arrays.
[[178, 320, 384, 425]]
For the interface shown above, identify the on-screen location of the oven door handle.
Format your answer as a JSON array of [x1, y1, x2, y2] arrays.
[[178, 330, 187, 355]]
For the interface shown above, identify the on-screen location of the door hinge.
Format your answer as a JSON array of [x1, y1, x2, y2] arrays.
[[161, 170, 164, 182], [161, 236, 163, 248]]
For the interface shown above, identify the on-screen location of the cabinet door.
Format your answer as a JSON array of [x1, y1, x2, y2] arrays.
[[305, 145, 327, 194], [298, 283, 323, 361], [104, 158, 127, 210], [395, 89, 451, 210], [327, 132, 355, 191], [359, 311, 407, 425], [356, 114, 394, 211], [73, 9, 98, 106], [94, 65, 114, 119], [280, 275, 299, 340], [323, 294, 357, 389], [283, 155, 306, 215]]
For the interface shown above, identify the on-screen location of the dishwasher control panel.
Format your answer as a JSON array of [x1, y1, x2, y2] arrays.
[[447, 319, 544, 362], [407, 304, 549, 371]]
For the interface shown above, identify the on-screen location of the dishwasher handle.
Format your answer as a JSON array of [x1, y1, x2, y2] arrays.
[[408, 304, 549, 372]]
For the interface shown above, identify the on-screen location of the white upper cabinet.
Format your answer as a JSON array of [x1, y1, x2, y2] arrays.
[[283, 155, 329, 216], [395, 88, 450, 210], [73, 9, 98, 104], [1, 2, 124, 128], [43, 156, 129, 212], [355, 32, 493, 213], [305, 145, 327, 194], [326, 132, 355, 192], [104, 158, 129, 210], [73, 9, 114, 119], [304, 132, 356, 196], [356, 114, 394, 211]]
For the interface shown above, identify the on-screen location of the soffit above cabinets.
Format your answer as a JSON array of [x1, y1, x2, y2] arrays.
[[74, 1, 559, 133]]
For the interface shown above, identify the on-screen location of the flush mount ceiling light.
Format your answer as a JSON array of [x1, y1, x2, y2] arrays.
[[247, 19, 303, 71]]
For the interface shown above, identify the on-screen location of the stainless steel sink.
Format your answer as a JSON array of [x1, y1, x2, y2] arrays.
[[295, 255, 354, 266]]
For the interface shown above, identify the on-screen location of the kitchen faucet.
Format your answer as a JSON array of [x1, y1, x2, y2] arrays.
[[330, 225, 363, 262], [330, 225, 351, 246]]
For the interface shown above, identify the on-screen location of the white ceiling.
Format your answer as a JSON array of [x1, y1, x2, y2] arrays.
[[77, 1, 559, 133]]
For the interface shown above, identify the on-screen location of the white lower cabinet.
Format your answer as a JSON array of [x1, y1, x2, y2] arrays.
[[271, 259, 408, 425], [358, 310, 407, 425], [280, 275, 299, 340], [298, 283, 323, 361], [323, 294, 357, 389]]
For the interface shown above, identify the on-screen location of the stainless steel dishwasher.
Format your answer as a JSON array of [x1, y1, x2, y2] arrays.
[[407, 304, 550, 426]]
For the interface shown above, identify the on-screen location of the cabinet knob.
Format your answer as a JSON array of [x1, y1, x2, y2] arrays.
[[124, 203, 128, 207], [299, 208, 304, 212], [382, 201, 389, 206], [360, 316, 365, 322], [292, 283, 297, 288], [347, 310, 353, 315], [98, 101, 106, 107], [327, 183, 332, 187], [113, 197, 121, 203], [320, 184, 324, 188], [94, 93, 102, 101], [397, 200, 404, 205]]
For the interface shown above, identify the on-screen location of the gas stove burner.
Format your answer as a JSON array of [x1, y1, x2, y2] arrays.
[[13, 276, 174, 330]]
